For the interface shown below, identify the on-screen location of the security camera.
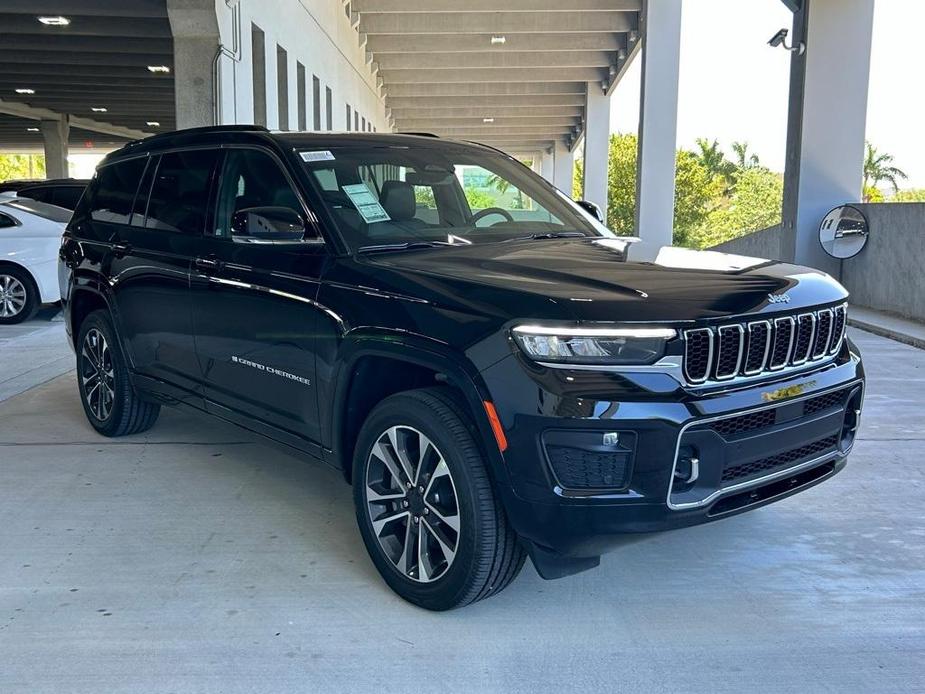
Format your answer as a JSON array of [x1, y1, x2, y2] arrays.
[[768, 27, 805, 54]]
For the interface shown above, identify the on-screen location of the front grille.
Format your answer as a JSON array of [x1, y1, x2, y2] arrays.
[[683, 304, 847, 385], [708, 385, 853, 438], [547, 446, 631, 490], [721, 434, 840, 484]]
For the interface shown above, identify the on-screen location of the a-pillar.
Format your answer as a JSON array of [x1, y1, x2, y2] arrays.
[[780, 0, 875, 272], [582, 82, 611, 213], [39, 117, 69, 179], [635, 0, 682, 247]]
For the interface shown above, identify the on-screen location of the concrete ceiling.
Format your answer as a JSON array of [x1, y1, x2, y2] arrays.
[[354, 0, 641, 154], [0, 0, 174, 147]]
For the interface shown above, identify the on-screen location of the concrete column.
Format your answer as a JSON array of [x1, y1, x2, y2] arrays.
[[167, 0, 221, 129], [582, 81, 611, 212], [635, 0, 682, 247], [553, 141, 574, 194], [39, 117, 69, 179], [539, 150, 555, 184], [780, 0, 874, 273]]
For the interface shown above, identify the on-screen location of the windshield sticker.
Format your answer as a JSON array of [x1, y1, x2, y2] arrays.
[[299, 150, 336, 163], [342, 183, 391, 224]]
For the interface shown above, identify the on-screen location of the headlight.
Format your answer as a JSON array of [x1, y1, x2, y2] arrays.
[[512, 325, 676, 365]]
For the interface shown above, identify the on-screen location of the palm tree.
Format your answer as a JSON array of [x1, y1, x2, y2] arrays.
[[731, 141, 760, 170], [695, 138, 736, 187], [863, 141, 907, 202]]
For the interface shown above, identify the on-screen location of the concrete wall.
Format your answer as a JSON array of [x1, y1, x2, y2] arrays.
[[214, 0, 388, 132], [710, 204, 925, 323]]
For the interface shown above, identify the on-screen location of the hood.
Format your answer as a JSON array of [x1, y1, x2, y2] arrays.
[[357, 237, 849, 324]]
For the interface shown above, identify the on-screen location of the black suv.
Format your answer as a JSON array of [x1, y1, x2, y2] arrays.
[[59, 126, 865, 610]]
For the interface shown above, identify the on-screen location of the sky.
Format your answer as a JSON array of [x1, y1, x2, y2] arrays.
[[611, 0, 925, 189]]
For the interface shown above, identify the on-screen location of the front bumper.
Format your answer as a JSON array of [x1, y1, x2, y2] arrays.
[[481, 338, 864, 576]]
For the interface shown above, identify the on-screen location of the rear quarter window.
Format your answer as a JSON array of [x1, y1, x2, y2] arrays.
[[90, 157, 148, 224]]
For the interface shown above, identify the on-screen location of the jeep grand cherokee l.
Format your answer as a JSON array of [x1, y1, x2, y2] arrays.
[[59, 126, 865, 610]]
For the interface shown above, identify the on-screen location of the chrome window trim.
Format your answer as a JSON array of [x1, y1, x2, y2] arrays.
[[666, 379, 864, 511], [743, 320, 772, 376], [714, 324, 745, 380], [768, 316, 795, 370], [791, 312, 816, 365], [682, 328, 714, 384]]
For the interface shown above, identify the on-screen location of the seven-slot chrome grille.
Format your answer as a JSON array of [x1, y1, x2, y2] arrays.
[[683, 304, 847, 384]]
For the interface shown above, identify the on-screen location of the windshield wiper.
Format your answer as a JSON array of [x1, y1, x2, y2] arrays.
[[357, 240, 454, 254], [502, 231, 587, 242]]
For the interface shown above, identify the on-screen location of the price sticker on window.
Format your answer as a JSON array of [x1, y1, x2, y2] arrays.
[[342, 183, 391, 224]]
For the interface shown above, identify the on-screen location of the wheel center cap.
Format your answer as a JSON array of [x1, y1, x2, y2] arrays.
[[408, 491, 426, 516]]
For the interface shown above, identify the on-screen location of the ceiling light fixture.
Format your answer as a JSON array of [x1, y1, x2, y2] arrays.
[[482, 117, 495, 123], [15, 88, 36, 95], [91, 107, 108, 112], [147, 65, 171, 73], [146, 121, 161, 127], [27, 127, 40, 132], [37, 16, 70, 26], [490, 35, 506, 45]]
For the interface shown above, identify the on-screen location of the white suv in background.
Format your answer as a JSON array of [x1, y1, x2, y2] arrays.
[[0, 195, 71, 324]]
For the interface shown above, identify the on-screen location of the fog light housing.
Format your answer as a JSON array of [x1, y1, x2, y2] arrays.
[[543, 430, 637, 491]]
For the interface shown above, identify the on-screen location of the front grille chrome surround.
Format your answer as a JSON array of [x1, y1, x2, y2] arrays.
[[681, 304, 847, 386]]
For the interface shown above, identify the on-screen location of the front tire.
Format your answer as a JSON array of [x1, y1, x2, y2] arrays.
[[76, 310, 160, 437], [0, 267, 38, 324], [353, 388, 525, 611]]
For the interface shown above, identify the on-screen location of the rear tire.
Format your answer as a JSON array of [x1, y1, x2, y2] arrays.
[[76, 310, 160, 437], [0, 266, 38, 324], [353, 387, 525, 611]]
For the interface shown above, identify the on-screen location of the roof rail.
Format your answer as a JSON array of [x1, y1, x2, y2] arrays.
[[123, 124, 270, 149]]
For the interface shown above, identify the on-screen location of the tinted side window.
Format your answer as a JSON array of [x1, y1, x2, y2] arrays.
[[0, 212, 18, 229], [18, 187, 51, 203], [145, 149, 219, 234], [91, 158, 147, 224], [214, 148, 309, 242]]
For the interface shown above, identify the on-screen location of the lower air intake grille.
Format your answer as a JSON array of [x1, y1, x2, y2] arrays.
[[721, 434, 840, 484], [546, 446, 631, 490]]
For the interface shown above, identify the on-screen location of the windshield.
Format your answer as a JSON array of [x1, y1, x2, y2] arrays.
[[298, 143, 611, 251]]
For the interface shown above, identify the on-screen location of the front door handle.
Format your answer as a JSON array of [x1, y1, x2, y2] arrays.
[[194, 256, 224, 272], [111, 242, 131, 258]]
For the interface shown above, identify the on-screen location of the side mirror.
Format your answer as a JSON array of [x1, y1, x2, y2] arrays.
[[231, 206, 305, 241], [819, 205, 869, 259], [576, 199, 604, 224]]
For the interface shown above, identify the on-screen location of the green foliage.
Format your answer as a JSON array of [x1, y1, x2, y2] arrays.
[[892, 188, 925, 202], [414, 186, 435, 209], [0, 154, 46, 182], [464, 188, 495, 210], [688, 167, 783, 248], [572, 135, 782, 249], [863, 141, 907, 201]]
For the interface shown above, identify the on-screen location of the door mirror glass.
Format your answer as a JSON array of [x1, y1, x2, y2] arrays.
[[231, 206, 305, 242], [576, 199, 604, 224], [819, 205, 869, 259]]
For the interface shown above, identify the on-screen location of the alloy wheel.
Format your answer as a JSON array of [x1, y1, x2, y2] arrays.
[[365, 425, 461, 583], [0, 274, 27, 318], [80, 328, 115, 422]]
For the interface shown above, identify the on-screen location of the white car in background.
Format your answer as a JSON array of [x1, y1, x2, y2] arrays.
[[0, 195, 71, 324]]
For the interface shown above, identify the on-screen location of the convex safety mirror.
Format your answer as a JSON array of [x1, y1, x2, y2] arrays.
[[819, 205, 869, 259]]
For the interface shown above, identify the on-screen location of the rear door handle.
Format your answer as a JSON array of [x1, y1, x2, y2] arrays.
[[194, 256, 224, 272], [111, 242, 131, 258]]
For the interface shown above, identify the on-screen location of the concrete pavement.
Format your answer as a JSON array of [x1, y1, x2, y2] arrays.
[[0, 328, 922, 693]]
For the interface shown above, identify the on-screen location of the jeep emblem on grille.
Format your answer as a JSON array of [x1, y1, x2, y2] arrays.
[[767, 292, 791, 304]]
